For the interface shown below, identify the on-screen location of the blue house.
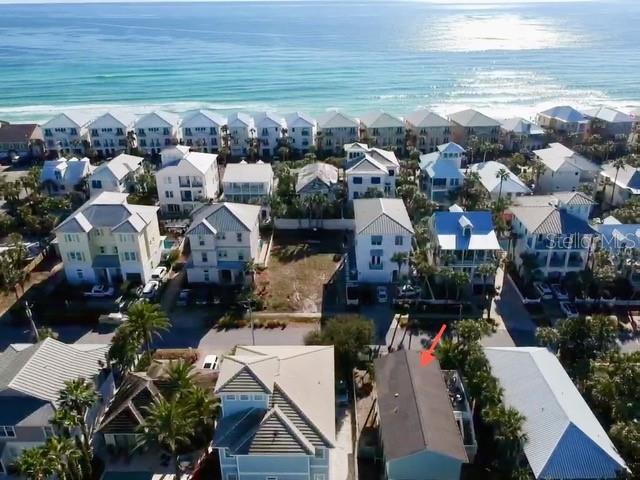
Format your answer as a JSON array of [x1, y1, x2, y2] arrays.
[[420, 142, 465, 205], [213, 345, 335, 480]]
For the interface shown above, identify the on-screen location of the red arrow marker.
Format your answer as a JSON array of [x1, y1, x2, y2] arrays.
[[420, 324, 447, 367]]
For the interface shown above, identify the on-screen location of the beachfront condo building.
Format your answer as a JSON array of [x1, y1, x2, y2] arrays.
[[54, 191, 162, 285], [584, 106, 635, 141], [42, 112, 92, 156], [254, 111, 285, 158], [358, 110, 405, 150], [317, 111, 359, 154], [180, 109, 226, 153], [0, 122, 45, 161], [88, 112, 137, 158], [134, 111, 180, 155], [448, 109, 501, 147], [535, 106, 589, 137], [404, 109, 453, 153], [227, 112, 256, 157], [156, 146, 220, 214], [284, 112, 316, 156], [500, 117, 546, 152]]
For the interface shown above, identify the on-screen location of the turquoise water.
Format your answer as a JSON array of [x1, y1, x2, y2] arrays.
[[0, 0, 639, 123]]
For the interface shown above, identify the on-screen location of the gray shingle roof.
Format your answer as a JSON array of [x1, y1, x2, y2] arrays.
[[510, 206, 595, 235], [448, 109, 500, 127], [359, 111, 404, 128], [0, 123, 40, 143], [0, 338, 108, 403], [583, 107, 634, 124], [354, 198, 414, 236], [404, 110, 451, 128], [375, 350, 467, 462], [538, 106, 587, 123], [500, 117, 544, 135], [485, 347, 627, 479]]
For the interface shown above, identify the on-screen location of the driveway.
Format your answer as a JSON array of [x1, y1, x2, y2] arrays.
[[332, 406, 354, 480]]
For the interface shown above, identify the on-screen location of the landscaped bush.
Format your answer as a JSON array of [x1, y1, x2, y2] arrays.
[[153, 348, 198, 364]]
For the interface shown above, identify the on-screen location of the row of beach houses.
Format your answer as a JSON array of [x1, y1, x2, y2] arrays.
[[2, 104, 639, 160]]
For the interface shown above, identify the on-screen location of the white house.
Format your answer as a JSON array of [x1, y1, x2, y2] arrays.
[[296, 162, 340, 198], [87, 153, 143, 197], [358, 111, 405, 150], [448, 109, 500, 146], [213, 345, 335, 480], [254, 112, 285, 158], [427, 211, 502, 287], [42, 112, 92, 156], [134, 111, 180, 155], [345, 144, 399, 200], [316, 111, 359, 154], [54, 192, 162, 285], [156, 146, 219, 214], [40, 157, 93, 195], [284, 112, 316, 156], [179, 110, 226, 153], [222, 161, 274, 219], [500, 117, 546, 152], [353, 198, 414, 283], [584, 106, 635, 141], [533, 143, 600, 193], [185, 202, 260, 284], [468, 161, 531, 200], [486, 347, 628, 480], [227, 112, 255, 157], [88, 112, 137, 158], [0, 338, 114, 472], [535, 106, 589, 137], [404, 109, 452, 153], [419, 142, 465, 204], [600, 163, 640, 206], [510, 201, 596, 279]]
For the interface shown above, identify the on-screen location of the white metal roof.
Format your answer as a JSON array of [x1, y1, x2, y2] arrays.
[[354, 198, 414, 236], [317, 111, 358, 129], [533, 143, 600, 173], [468, 161, 531, 196], [359, 111, 404, 128], [404, 109, 451, 128], [222, 161, 274, 184]]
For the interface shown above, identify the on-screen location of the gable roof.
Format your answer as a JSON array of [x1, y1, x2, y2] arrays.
[[423, 157, 464, 180], [91, 153, 143, 182], [295, 162, 339, 193], [583, 107, 634, 124], [448, 109, 500, 128], [345, 154, 388, 175], [534, 143, 599, 173], [600, 164, 640, 194], [359, 111, 404, 128], [468, 161, 531, 196], [43, 112, 92, 129], [214, 345, 336, 452], [501, 117, 544, 136], [317, 111, 358, 129], [538, 106, 588, 123], [485, 347, 627, 479], [55, 191, 158, 234], [404, 110, 451, 128], [254, 111, 285, 128], [509, 206, 595, 235], [514, 192, 594, 208], [0, 338, 108, 403], [374, 350, 467, 462], [134, 110, 180, 128], [41, 157, 93, 188], [227, 112, 254, 128], [345, 146, 399, 171], [89, 111, 137, 129], [159, 149, 218, 175], [187, 202, 260, 235], [431, 211, 501, 251], [354, 198, 414, 236], [284, 112, 315, 128], [0, 123, 40, 143], [179, 109, 226, 127], [222, 161, 274, 184]]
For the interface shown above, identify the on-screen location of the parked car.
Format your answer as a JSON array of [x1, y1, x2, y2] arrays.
[[98, 312, 128, 325], [84, 284, 115, 298], [176, 289, 191, 307], [397, 283, 419, 299], [194, 287, 210, 306], [559, 301, 578, 319], [550, 283, 569, 301], [151, 266, 168, 282], [376, 286, 388, 304], [201, 354, 219, 370], [533, 281, 553, 300], [141, 280, 160, 300], [336, 380, 349, 407]]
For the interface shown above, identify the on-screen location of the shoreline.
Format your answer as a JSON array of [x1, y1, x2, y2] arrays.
[[1, 98, 639, 125]]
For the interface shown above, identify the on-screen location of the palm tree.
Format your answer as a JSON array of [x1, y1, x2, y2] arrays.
[[107, 324, 141, 373], [186, 386, 220, 442], [452, 270, 470, 301], [439, 267, 455, 300], [126, 302, 171, 364], [51, 407, 80, 438], [166, 360, 197, 398], [412, 249, 436, 299], [495, 167, 510, 201], [609, 156, 627, 207], [58, 378, 98, 472], [467, 135, 481, 163], [390, 252, 408, 282], [138, 398, 195, 480], [45, 436, 83, 480], [14, 446, 56, 480]]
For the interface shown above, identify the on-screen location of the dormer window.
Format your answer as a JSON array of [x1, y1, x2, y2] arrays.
[[459, 215, 473, 236]]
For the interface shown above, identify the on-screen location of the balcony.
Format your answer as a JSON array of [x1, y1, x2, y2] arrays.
[[369, 262, 383, 270], [179, 179, 191, 188], [548, 253, 566, 268], [568, 254, 584, 267]]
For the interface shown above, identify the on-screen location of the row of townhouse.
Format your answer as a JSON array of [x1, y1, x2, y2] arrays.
[[12, 104, 640, 161]]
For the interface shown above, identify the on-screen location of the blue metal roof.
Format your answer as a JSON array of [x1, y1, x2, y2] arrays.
[[433, 211, 494, 235]]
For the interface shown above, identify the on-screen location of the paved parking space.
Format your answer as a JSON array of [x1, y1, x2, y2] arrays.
[[332, 407, 354, 480]]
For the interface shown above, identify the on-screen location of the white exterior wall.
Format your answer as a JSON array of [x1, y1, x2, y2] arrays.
[[363, 126, 405, 150], [537, 163, 580, 193], [229, 123, 255, 157], [346, 168, 397, 200], [88, 167, 141, 196], [135, 118, 179, 154], [407, 125, 452, 153], [256, 121, 283, 157], [42, 116, 88, 155], [89, 116, 131, 157], [288, 124, 316, 154], [319, 126, 359, 153], [181, 114, 223, 152], [156, 162, 219, 214], [355, 231, 412, 283]]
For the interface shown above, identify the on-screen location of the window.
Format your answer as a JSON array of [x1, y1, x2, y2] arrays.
[[238, 252, 245, 261], [218, 250, 228, 258], [388, 169, 395, 177], [314, 448, 325, 459], [371, 177, 381, 185], [99, 246, 106, 254], [253, 394, 264, 401], [164, 177, 172, 185], [239, 395, 250, 401], [76, 269, 84, 280], [91, 179, 102, 189], [113, 246, 118, 253], [165, 191, 174, 198], [201, 252, 208, 263], [198, 236, 205, 246], [0, 426, 15, 438], [352, 177, 363, 184], [371, 236, 382, 246], [124, 252, 137, 261], [395, 236, 403, 246], [43, 426, 55, 439], [236, 233, 242, 242], [226, 394, 236, 401], [216, 232, 226, 240]]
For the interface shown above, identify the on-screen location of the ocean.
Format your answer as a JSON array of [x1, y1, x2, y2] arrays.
[[0, 0, 639, 123]]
